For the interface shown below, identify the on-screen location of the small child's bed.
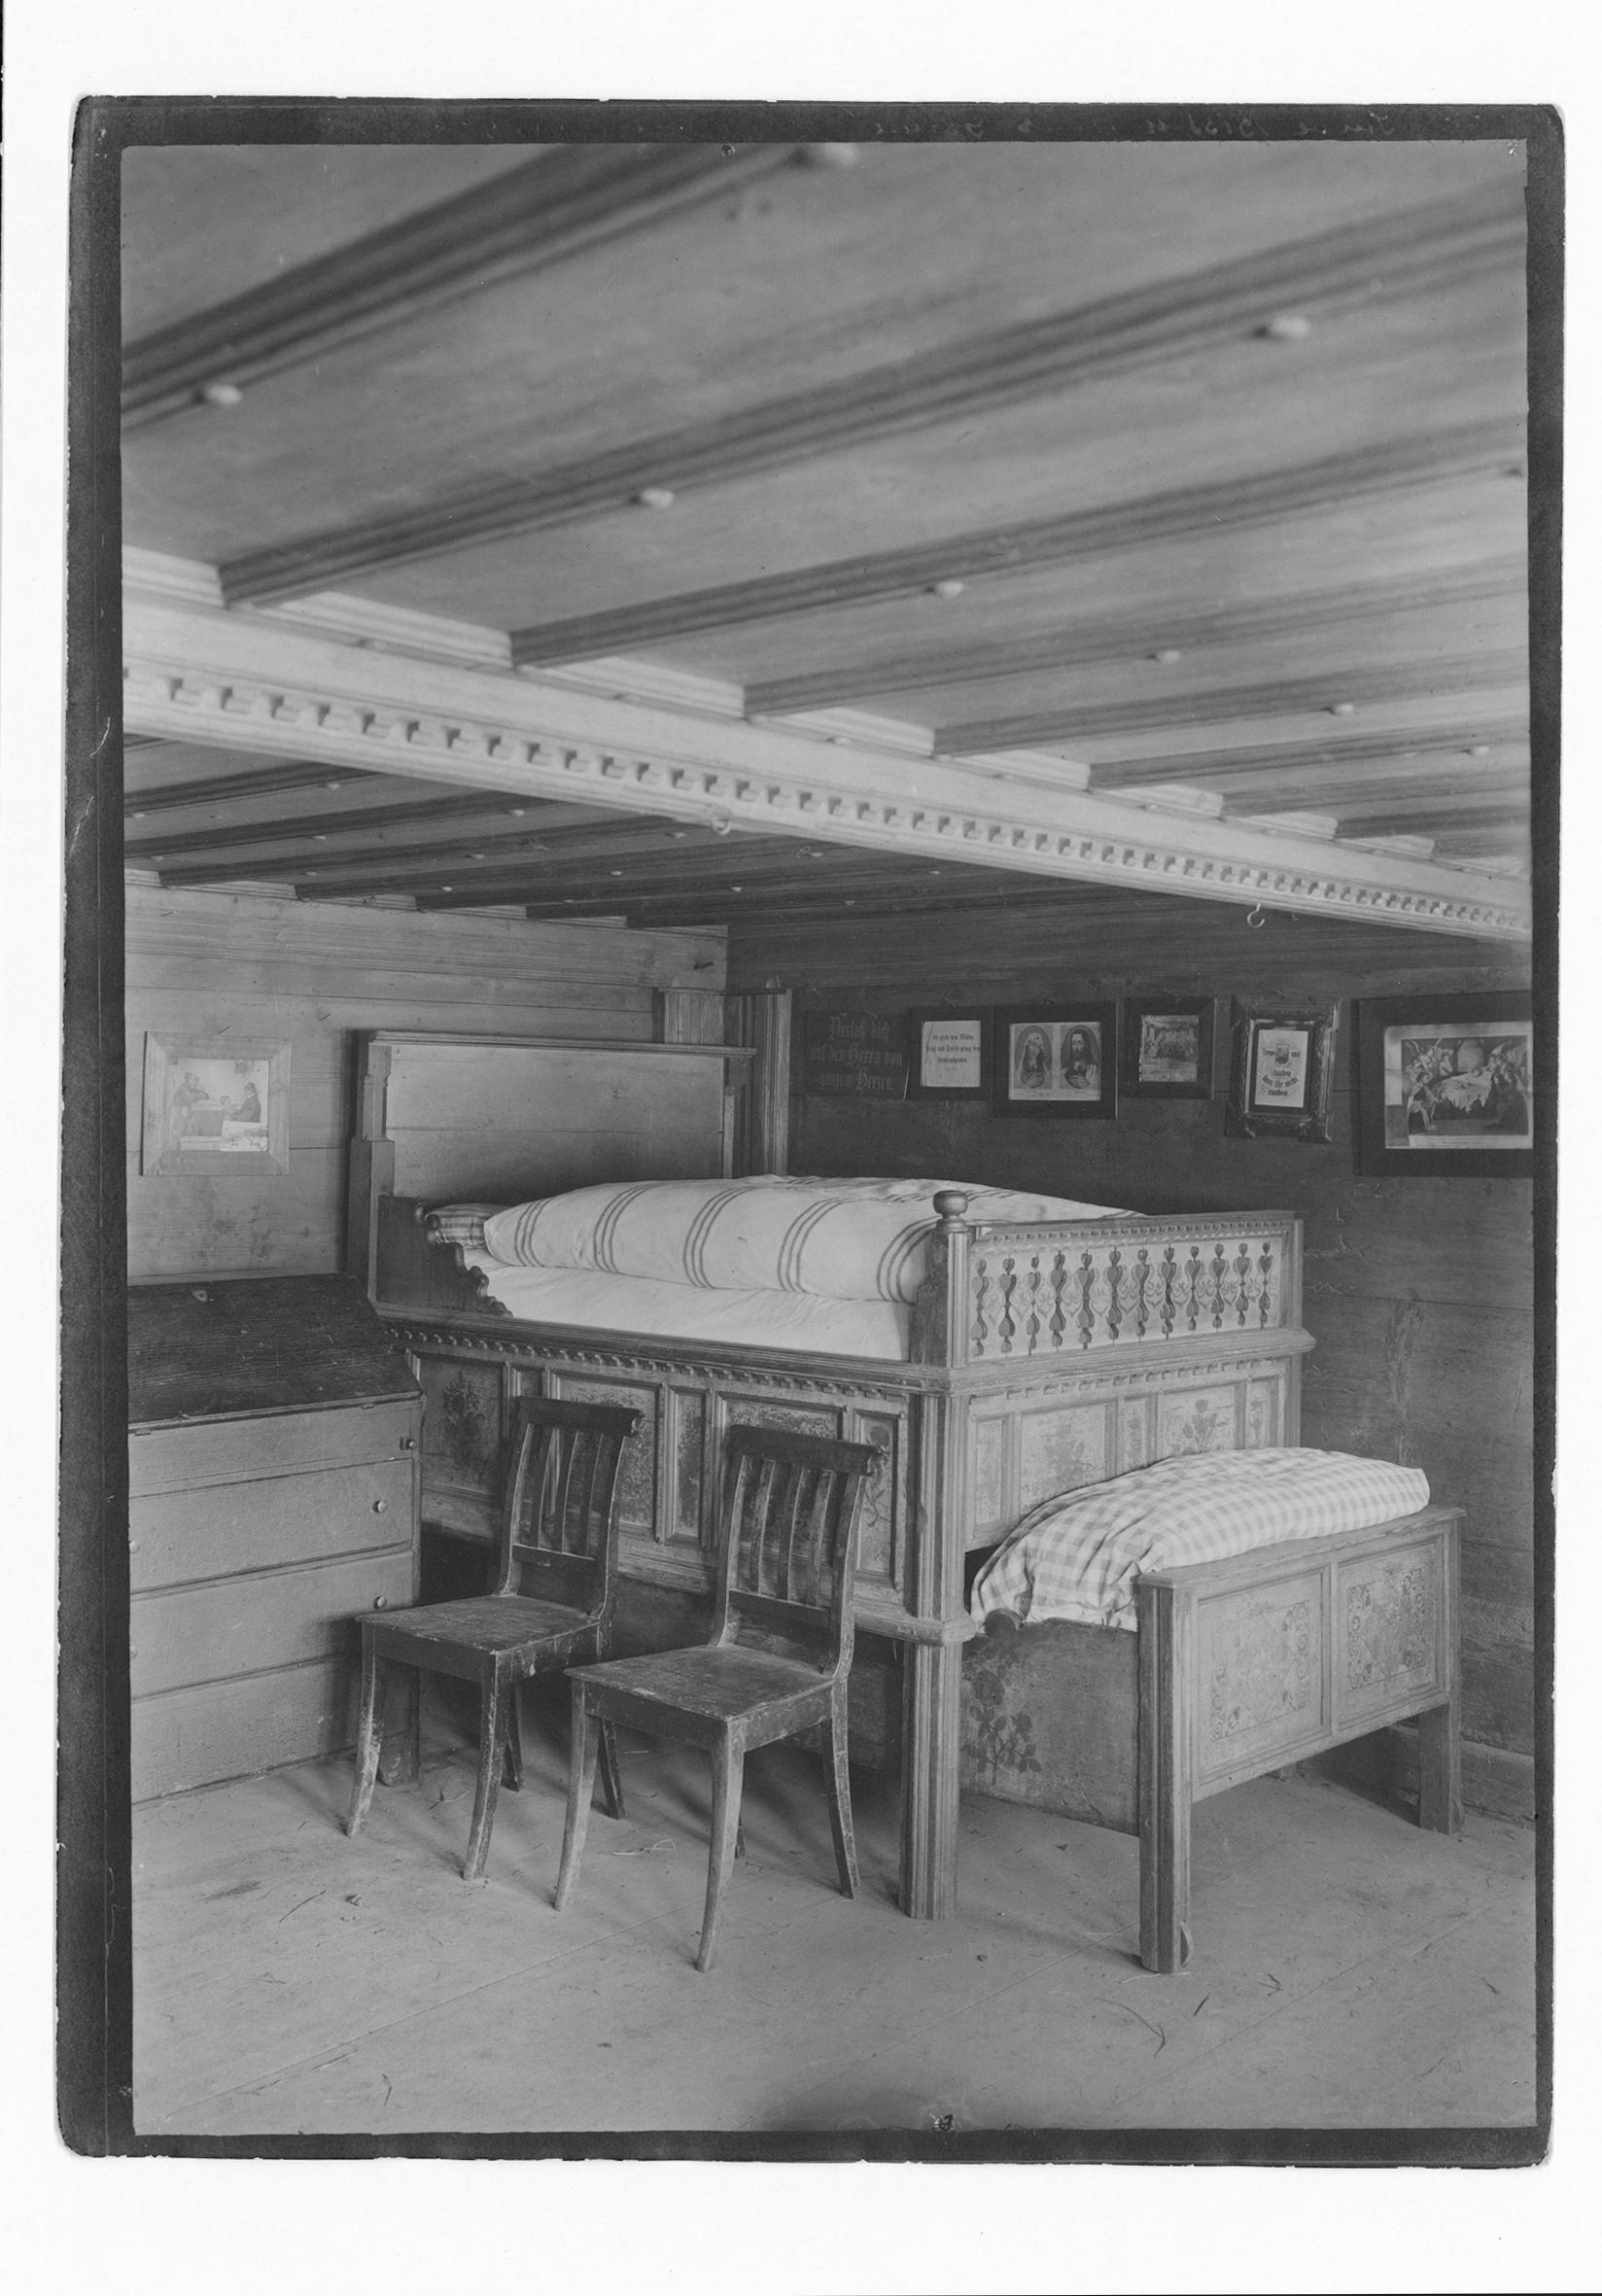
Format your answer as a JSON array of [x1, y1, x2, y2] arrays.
[[349, 1029, 1459, 1955]]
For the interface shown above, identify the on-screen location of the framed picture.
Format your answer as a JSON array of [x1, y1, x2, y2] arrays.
[[992, 1004, 1117, 1119], [1120, 996, 1216, 1100], [1225, 1000, 1338, 1143], [907, 1007, 990, 1099], [1354, 992, 1534, 1176], [140, 1034, 292, 1177]]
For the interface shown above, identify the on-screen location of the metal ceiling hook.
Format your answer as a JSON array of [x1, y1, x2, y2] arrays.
[[1245, 901, 1269, 929]]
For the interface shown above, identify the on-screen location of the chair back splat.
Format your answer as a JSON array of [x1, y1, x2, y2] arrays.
[[499, 1398, 641, 1615], [715, 1427, 878, 1678], [345, 1394, 642, 1885], [554, 1422, 880, 1969]]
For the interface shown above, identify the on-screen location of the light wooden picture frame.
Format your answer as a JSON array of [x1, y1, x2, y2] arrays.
[[140, 1034, 292, 1177]]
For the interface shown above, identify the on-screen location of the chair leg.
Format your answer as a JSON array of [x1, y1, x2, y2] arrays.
[[462, 1669, 507, 1884], [345, 1637, 385, 1838], [819, 1706, 859, 1898], [697, 1735, 746, 1973], [503, 1685, 525, 1792], [598, 1720, 626, 1821], [553, 1680, 601, 1912]]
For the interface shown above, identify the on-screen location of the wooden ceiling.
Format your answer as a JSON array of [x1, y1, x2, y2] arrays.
[[120, 135, 1534, 942]]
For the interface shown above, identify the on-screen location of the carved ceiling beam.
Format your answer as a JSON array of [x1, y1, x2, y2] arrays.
[[219, 180, 1524, 605], [743, 560, 1527, 716], [507, 420, 1526, 666], [122, 576, 1531, 942], [123, 143, 795, 431]]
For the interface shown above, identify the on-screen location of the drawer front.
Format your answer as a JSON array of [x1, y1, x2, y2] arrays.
[[130, 1548, 414, 1697], [129, 1398, 420, 1497], [130, 1455, 416, 1590], [131, 1658, 359, 1803]]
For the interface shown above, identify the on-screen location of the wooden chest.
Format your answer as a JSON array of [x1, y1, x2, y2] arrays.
[[128, 1274, 423, 1801]]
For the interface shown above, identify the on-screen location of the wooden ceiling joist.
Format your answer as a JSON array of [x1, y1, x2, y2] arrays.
[[123, 143, 795, 431], [217, 179, 1523, 607], [741, 560, 1527, 717], [508, 419, 1525, 666], [935, 650, 1528, 755]]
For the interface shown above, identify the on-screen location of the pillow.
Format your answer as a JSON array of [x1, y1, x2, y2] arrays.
[[425, 1202, 504, 1253], [970, 1447, 1434, 1632], [481, 1175, 1128, 1304]]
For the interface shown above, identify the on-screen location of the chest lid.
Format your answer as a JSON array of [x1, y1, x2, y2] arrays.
[[128, 1272, 421, 1428]]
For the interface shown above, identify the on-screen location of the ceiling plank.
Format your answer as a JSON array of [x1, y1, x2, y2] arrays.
[[506, 418, 1525, 665], [280, 830, 865, 905], [1088, 718, 1528, 793], [123, 757, 386, 816], [125, 791, 609, 862], [123, 143, 796, 431], [743, 559, 1527, 716], [217, 179, 1524, 606], [934, 649, 1527, 754]]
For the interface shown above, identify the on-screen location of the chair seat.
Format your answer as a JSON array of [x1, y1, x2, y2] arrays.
[[574, 1644, 827, 1721], [370, 1593, 591, 1656]]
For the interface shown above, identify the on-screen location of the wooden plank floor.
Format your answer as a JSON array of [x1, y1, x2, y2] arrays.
[[132, 1689, 1536, 2138]]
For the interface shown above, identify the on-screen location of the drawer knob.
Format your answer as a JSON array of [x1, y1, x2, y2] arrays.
[[400, 1437, 415, 1451], [373, 1596, 389, 1612], [128, 1539, 140, 1554], [371, 1498, 389, 1514]]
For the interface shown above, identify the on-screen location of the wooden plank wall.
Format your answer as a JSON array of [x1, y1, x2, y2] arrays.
[[125, 883, 725, 1279], [727, 892, 1538, 1814]]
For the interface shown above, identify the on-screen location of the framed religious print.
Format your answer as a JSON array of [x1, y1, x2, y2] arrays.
[[992, 1004, 1117, 1119], [1119, 995, 1216, 1100], [1354, 991, 1534, 1176], [906, 1007, 991, 1099], [140, 1034, 292, 1177], [1225, 1000, 1338, 1143]]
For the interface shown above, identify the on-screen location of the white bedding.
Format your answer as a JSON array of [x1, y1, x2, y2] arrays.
[[969, 1447, 1433, 1632], [460, 1251, 910, 1358], [480, 1174, 1127, 1303]]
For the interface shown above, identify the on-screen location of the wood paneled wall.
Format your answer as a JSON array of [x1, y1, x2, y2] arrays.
[[728, 893, 1538, 1810], [125, 884, 725, 1280]]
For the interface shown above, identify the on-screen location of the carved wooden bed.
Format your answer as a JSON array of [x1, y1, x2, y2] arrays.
[[349, 1029, 1460, 1965]]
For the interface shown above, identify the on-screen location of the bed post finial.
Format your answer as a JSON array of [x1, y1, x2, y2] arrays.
[[911, 1193, 973, 1366]]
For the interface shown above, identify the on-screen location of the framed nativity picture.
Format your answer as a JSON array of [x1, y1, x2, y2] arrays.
[[1119, 996, 1216, 1100], [1225, 1000, 1338, 1143], [141, 1034, 292, 1177], [992, 1004, 1117, 1119], [1354, 991, 1533, 1176], [906, 1008, 990, 1099]]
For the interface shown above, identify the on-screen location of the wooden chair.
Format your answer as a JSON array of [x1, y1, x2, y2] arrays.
[[553, 1424, 879, 1971], [346, 1396, 643, 1881]]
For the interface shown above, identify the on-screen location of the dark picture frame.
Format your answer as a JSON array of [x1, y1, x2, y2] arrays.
[[1354, 991, 1534, 1176], [1120, 996, 1217, 1100], [992, 1003, 1118, 1119], [906, 1007, 991, 1099], [1225, 1000, 1338, 1143]]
